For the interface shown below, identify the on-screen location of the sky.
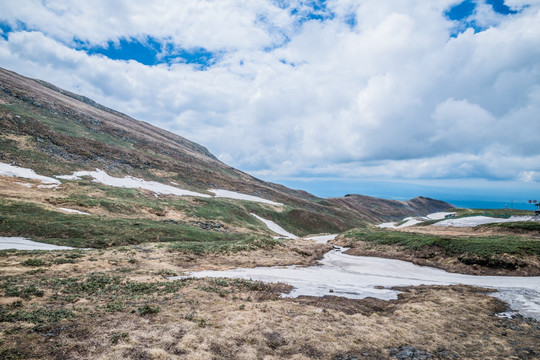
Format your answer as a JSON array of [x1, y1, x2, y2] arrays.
[[0, 0, 539, 209]]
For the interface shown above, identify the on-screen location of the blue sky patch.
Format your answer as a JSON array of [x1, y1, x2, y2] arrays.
[[0, 21, 30, 40], [291, 0, 335, 23], [0, 22, 11, 40], [486, 0, 518, 14], [445, 0, 523, 37], [344, 13, 357, 29], [445, 0, 484, 37], [445, 0, 476, 21], [84, 37, 161, 66], [172, 47, 219, 69], [77, 36, 219, 68]]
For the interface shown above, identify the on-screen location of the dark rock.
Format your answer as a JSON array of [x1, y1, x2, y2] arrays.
[[335, 354, 359, 360], [163, 219, 179, 225], [436, 348, 459, 359], [190, 221, 227, 232], [264, 331, 287, 349], [390, 345, 433, 360], [335, 351, 385, 360]]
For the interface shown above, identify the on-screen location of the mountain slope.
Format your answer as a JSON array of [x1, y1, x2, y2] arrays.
[[0, 66, 453, 246], [328, 195, 455, 223]]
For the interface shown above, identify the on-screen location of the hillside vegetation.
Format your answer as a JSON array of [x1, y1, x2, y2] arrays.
[[0, 66, 452, 246], [336, 226, 540, 276]]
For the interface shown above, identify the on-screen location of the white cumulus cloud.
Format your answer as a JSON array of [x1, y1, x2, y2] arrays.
[[0, 0, 539, 186]]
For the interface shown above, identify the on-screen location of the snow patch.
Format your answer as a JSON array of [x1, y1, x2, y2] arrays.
[[305, 234, 338, 244], [397, 217, 423, 228], [376, 222, 398, 228], [37, 184, 59, 189], [251, 213, 297, 239], [209, 189, 282, 205], [376, 217, 423, 229], [175, 250, 540, 320], [58, 208, 90, 215], [56, 169, 211, 198], [0, 162, 60, 184], [0, 237, 76, 251], [426, 212, 456, 220], [433, 215, 538, 228]]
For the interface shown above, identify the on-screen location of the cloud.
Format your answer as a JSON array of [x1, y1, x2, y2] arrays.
[[0, 0, 292, 50], [519, 171, 540, 182], [0, 0, 539, 185]]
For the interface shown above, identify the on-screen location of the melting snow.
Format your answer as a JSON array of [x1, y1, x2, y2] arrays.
[[0, 162, 60, 184], [56, 169, 211, 198], [426, 212, 456, 220], [209, 189, 282, 205], [37, 184, 59, 189], [397, 217, 423, 228], [2, 164, 285, 206], [376, 222, 398, 228], [433, 216, 539, 228], [305, 234, 338, 244], [377, 213, 538, 229], [251, 213, 298, 239], [58, 208, 90, 215], [376, 217, 423, 229], [0, 237, 76, 251], [175, 248, 540, 320], [56, 170, 284, 205]]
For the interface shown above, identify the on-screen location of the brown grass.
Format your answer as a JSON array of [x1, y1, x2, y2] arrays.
[[1, 244, 539, 360]]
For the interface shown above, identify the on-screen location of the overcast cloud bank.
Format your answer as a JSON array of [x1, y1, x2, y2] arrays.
[[0, 0, 539, 191]]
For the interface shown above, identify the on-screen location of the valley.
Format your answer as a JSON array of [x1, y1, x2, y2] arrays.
[[1, 67, 539, 359]]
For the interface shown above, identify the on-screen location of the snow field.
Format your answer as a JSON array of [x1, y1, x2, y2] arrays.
[[250, 213, 298, 239], [0, 162, 60, 184], [0, 237, 76, 251], [209, 189, 282, 206]]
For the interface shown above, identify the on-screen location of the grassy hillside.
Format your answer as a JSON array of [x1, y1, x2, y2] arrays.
[[0, 66, 453, 246]]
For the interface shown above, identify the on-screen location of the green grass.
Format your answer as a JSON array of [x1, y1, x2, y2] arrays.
[[0, 199, 278, 251], [0, 306, 74, 324], [187, 198, 264, 229], [186, 197, 354, 236], [479, 221, 540, 232], [1, 103, 135, 149], [0, 272, 191, 299], [394, 219, 409, 227], [343, 227, 540, 258], [246, 205, 357, 237], [168, 236, 283, 255], [48, 182, 272, 232], [51, 184, 174, 214], [20, 258, 47, 267], [137, 304, 160, 316], [0, 135, 80, 176]]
